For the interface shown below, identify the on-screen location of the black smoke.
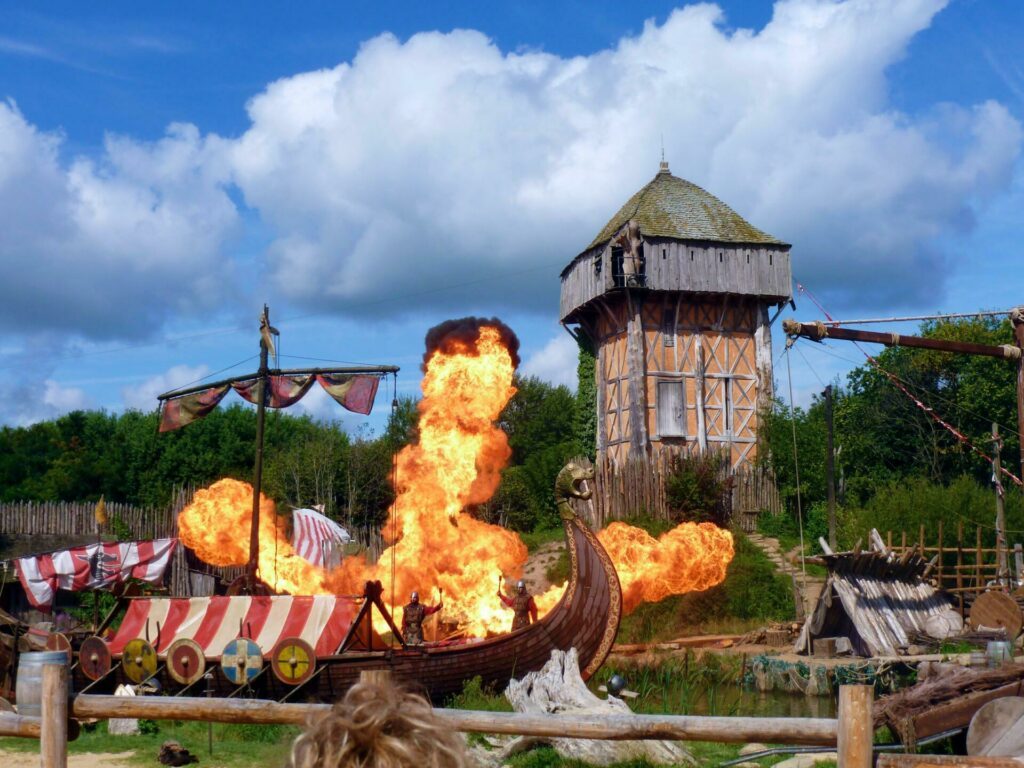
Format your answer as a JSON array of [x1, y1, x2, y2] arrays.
[[422, 317, 521, 371]]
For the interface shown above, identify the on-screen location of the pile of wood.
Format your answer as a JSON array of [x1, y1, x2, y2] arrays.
[[874, 662, 1024, 744]]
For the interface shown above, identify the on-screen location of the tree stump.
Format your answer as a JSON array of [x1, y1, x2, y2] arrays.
[[500, 648, 694, 766]]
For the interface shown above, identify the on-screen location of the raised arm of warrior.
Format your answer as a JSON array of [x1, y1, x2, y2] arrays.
[[554, 460, 595, 521], [498, 593, 514, 608]]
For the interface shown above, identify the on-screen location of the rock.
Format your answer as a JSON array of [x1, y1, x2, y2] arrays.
[[158, 740, 199, 766], [773, 752, 838, 768], [107, 684, 140, 736], [502, 649, 694, 766], [739, 743, 769, 756], [733, 762, 761, 768]]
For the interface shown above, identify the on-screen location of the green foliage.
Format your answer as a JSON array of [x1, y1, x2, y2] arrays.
[[518, 526, 565, 552], [67, 589, 119, 629], [138, 718, 160, 735], [446, 675, 512, 712], [574, 336, 597, 459], [545, 550, 570, 584], [663, 452, 731, 526]]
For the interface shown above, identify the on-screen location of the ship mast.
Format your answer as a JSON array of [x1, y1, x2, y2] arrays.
[[247, 305, 273, 593]]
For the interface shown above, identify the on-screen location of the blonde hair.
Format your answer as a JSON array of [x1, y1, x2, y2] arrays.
[[287, 679, 471, 768]]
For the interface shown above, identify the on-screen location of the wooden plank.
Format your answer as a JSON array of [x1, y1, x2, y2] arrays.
[[0, 712, 42, 738], [910, 682, 1022, 740], [71, 694, 839, 745], [879, 756, 1024, 767]]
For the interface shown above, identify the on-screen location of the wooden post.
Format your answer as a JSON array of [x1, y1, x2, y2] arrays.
[[957, 522, 964, 618], [837, 685, 872, 768], [40, 651, 68, 768], [1011, 307, 1024, 482], [824, 385, 837, 550], [992, 423, 1009, 583], [976, 526, 983, 595], [1015, 543, 1023, 586], [919, 524, 925, 555], [937, 519, 944, 591]]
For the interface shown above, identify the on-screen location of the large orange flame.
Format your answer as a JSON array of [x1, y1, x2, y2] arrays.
[[176, 323, 736, 638]]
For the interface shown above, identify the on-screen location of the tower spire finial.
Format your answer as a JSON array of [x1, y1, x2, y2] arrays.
[[659, 135, 669, 173]]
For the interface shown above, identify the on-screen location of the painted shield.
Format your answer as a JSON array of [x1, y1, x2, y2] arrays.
[[122, 638, 158, 684], [166, 638, 206, 686], [270, 637, 316, 686], [46, 632, 72, 661], [78, 636, 111, 681], [220, 637, 263, 685]]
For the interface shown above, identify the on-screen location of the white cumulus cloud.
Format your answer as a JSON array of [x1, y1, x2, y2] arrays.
[[521, 333, 579, 391], [229, 0, 1020, 316], [121, 364, 210, 411], [0, 102, 239, 339]]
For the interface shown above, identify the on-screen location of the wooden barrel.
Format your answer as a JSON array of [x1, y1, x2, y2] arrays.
[[15, 651, 69, 718]]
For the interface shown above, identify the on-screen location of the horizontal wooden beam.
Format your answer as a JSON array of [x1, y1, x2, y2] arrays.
[[782, 320, 1021, 361], [71, 694, 838, 746], [0, 712, 42, 738]]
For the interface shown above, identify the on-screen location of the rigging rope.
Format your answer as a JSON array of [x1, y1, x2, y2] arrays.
[[793, 283, 1023, 488]]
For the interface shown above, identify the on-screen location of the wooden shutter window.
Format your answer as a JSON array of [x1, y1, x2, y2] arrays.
[[657, 380, 686, 438]]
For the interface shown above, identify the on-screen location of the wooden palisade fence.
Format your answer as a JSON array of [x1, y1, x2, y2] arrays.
[[2, 654, 880, 768], [884, 523, 1023, 615], [588, 451, 781, 532]]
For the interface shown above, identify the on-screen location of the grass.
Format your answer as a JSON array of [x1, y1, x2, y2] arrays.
[[520, 526, 566, 552], [0, 720, 298, 767], [546, 549, 571, 584]]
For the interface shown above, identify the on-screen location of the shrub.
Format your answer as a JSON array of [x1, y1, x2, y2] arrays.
[[664, 453, 732, 526]]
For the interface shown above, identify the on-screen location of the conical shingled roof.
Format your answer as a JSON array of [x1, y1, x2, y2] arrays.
[[587, 165, 787, 250]]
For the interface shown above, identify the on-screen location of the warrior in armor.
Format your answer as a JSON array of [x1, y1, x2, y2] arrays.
[[498, 579, 538, 632], [401, 590, 442, 645]]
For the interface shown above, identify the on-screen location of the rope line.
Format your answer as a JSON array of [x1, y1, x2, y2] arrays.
[[792, 283, 1023, 488]]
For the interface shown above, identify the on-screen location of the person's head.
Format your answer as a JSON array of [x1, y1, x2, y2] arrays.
[[410, 591, 419, 605], [516, 580, 525, 595], [288, 679, 470, 768]]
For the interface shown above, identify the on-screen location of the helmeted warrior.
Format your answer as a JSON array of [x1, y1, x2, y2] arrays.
[[498, 579, 538, 632], [401, 590, 442, 645]]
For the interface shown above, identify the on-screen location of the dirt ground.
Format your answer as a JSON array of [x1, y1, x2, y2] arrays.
[[0, 750, 135, 767], [522, 541, 565, 592]]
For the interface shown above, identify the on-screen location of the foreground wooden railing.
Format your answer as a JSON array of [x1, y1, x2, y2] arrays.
[[2, 655, 874, 768]]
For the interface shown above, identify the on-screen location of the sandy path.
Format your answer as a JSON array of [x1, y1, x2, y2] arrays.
[[0, 750, 136, 767], [522, 541, 566, 592]]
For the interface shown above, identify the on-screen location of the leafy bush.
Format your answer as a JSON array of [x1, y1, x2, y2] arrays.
[[446, 676, 511, 712], [663, 453, 731, 526]]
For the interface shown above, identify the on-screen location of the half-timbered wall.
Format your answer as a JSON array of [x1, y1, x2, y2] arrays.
[[587, 292, 772, 468]]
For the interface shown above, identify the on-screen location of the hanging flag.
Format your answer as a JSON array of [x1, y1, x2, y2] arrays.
[[316, 374, 379, 415], [159, 385, 231, 432], [159, 374, 381, 431], [292, 507, 351, 568], [14, 539, 178, 610], [232, 375, 315, 408]]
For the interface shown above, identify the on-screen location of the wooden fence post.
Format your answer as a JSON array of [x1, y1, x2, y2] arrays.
[[40, 651, 68, 768], [837, 684, 872, 768], [957, 521, 964, 618]]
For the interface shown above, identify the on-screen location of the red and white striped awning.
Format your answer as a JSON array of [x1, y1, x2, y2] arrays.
[[109, 595, 359, 659]]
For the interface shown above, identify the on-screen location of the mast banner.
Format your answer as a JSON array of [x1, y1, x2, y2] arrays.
[[316, 373, 379, 415], [158, 385, 230, 432], [14, 538, 178, 610], [232, 375, 315, 408]]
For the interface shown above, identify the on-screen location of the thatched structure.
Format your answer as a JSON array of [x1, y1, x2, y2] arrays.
[[795, 535, 956, 657]]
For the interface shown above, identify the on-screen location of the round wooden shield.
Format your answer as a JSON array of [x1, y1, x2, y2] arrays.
[[166, 638, 206, 686], [122, 638, 158, 684], [46, 632, 72, 660], [270, 637, 316, 685], [220, 637, 262, 685], [78, 636, 111, 681], [968, 696, 1024, 756], [969, 591, 1023, 638]]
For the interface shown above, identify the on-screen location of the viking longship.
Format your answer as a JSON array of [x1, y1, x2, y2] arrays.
[[58, 308, 621, 703]]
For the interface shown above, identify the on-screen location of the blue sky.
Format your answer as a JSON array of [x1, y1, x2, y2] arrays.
[[1, 0, 1022, 431]]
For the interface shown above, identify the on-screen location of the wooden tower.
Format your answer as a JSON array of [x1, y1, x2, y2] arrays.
[[561, 163, 792, 468]]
